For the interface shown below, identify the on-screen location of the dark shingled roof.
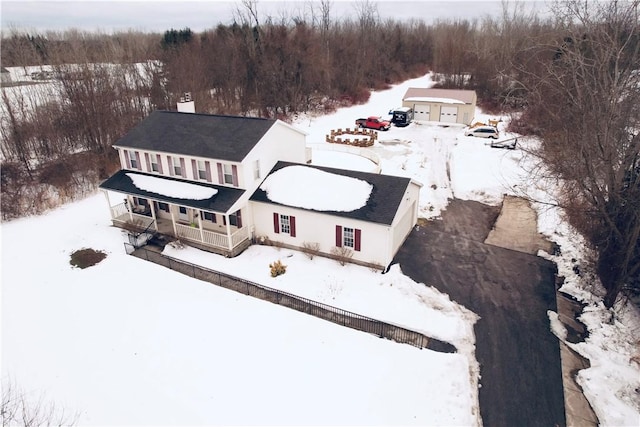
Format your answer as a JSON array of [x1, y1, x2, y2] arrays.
[[113, 111, 277, 162], [250, 161, 413, 225], [99, 170, 244, 213]]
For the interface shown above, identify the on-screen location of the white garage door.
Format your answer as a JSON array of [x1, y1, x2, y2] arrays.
[[440, 106, 458, 123], [413, 104, 430, 121]]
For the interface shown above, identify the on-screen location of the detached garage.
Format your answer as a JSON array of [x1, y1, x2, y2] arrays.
[[402, 88, 477, 125]]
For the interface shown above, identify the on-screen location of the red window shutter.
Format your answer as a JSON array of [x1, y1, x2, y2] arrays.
[[135, 152, 141, 170], [180, 158, 186, 178], [354, 228, 361, 251], [191, 159, 197, 179], [205, 161, 212, 182], [290, 216, 296, 237], [232, 165, 238, 187], [167, 156, 174, 176], [217, 163, 223, 184], [273, 212, 280, 233], [124, 149, 131, 169], [157, 154, 163, 174], [335, 225, 342, 247], [144, 153, 151, 171], [236, 210, 242, 228]]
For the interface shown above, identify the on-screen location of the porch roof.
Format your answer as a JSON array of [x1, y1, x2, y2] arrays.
[[99, 170, 245, 213]]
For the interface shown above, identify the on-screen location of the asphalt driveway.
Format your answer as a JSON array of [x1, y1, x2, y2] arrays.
[[394, 199, 566, 426]]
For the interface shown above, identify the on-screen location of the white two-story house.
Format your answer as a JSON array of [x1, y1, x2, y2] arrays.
[[100, 108, 309, 257], [100, 106, 421, 269]]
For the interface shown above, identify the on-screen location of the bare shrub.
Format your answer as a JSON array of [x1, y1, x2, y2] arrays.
[[301, 242, 320, 260], [330, 246, 353, 266]]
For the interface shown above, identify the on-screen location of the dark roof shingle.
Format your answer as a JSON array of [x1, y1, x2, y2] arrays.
[[250, 161, 412, 225], [114, 111, 277, 162], [99, 170, 244, 213]]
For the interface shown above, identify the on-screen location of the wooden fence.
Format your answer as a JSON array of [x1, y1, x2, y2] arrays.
[[126, 243, 456, 353]]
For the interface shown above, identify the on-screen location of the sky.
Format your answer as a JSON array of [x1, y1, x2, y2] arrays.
[[0, 0, 551, 34]]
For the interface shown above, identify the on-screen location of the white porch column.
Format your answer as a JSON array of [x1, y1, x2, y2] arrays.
[[197, 210, 204, 242], [225, 215, 233, 250], [170, 205, 177, 236], [149, 201, 158, 231], [102, 190, 112, 218], [125, 195, 134, 222]]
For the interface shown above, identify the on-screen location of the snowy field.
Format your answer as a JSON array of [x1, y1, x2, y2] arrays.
[[2, 72, 639, 425]]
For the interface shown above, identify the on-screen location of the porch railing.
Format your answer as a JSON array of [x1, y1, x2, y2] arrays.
[[231, 227, 249, 246], [202, 228, 230, 247], [175, 222, 249, 250], [110, 202, 128, 219], [175, 223, 201, 241]]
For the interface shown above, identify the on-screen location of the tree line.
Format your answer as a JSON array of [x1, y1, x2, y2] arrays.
[[0, 0, 638, 307]]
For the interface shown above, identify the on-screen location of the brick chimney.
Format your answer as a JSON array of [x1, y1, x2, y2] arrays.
[[177, 92, 195, 113]]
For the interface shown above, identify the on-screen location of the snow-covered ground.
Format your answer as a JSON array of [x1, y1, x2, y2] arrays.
[[2, 72, 639, 425]]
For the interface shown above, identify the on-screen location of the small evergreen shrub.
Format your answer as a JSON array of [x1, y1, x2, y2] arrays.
[[269, 260, 287, 277]]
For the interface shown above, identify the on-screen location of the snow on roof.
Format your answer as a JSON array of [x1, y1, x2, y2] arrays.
[[404, 96, 465, 104], [127, 173, 218, 200], [402, 87, 476, 104], [259, 165, 373, 212]]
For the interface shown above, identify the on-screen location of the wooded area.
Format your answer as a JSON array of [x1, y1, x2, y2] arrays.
[[0, 0, 638, 307]]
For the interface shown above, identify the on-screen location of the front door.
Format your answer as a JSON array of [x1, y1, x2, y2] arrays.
[[178, 206, 188, 222]]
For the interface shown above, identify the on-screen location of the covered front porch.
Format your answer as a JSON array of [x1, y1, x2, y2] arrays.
[[99, 170, 250, 257]]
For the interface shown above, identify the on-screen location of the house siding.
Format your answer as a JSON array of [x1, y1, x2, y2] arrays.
[[251, 202, 392, 268]]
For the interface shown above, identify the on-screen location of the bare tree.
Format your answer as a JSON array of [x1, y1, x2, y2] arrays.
[[517, 0, 640, 307], [1, 378, 78, 426]]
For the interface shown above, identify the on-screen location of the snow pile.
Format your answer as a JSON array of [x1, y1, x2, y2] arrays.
[[127, 173, 217, 200], [404, 96, 465, 104], [260, 165, 373, 212]]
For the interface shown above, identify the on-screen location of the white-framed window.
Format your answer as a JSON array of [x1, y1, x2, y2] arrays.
[[173, 156, 182, 176], [343, 227, 355, 248], [151, 155, 159, 172], [273, 212, 295, 237], [223, 164, 233, 184], [280, 215, 290, 234], [336, 225, 361, 251], [128, 150, 138, 169], [197, 160, 207, 180], [253, 159, 261, 180]]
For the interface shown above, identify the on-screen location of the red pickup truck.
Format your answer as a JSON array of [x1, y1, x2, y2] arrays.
[[355, 116, 391, 131]]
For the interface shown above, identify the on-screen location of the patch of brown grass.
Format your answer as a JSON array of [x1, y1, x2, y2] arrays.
[[70, 248, 107, 269]]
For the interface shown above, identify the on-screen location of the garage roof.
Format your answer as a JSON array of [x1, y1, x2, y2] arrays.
[[250, 161, 416, 226], [403, 88, 476, 104]]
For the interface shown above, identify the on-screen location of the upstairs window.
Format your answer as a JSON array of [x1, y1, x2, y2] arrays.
[[197, 160, 207, 180], [172, 156, 182, 176], [128, 150, 139, 169], [151, 155, 159, 172], [223, 164, 233, 185]]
